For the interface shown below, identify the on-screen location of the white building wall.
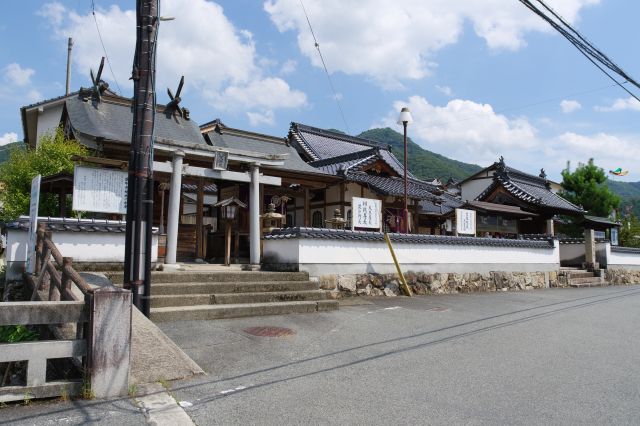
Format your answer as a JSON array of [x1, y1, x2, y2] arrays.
[[607, 244, 640, 270], [36, 105, 64, 145]]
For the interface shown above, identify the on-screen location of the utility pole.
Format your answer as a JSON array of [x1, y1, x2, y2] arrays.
[[65, 37, 73, 95], [124, 0, 158, 316]]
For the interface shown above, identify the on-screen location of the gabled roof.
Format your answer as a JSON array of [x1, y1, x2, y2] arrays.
[[65, 90, 205, 146], [419, 191, 464, 216], [476, 157, 583, 215], [289, 122, 413, 178], [202, 121, 335, 177], [345, 172, 441, 201]]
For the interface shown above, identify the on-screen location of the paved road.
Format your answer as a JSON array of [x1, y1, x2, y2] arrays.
[[159, 286, 640, 425]]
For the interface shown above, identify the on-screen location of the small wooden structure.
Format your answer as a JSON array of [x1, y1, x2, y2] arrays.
[[214, 197, 247, 266]]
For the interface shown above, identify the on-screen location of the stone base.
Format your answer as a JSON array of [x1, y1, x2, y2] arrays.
[[605, 268, 640, 285], [319, 270, 557, 297]]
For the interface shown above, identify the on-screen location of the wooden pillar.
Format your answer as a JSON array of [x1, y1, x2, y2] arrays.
[[304, 188, 310, 227], [340, 182, 346, 217], [413, 199, 419, 234], [195, 178, 204, 259]]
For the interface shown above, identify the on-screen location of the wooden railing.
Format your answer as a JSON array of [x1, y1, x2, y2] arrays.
[[0, 223, 132, 402], [29, 223, 92, 302]]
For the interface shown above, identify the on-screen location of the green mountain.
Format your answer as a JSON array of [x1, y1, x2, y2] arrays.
[[607, 179, 640, 217], [0, 141, 25, 164], [357, 127, 482, 181]]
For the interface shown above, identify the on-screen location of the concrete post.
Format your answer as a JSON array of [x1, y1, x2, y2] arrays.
[[165, 151, 184, 264], [87, 287, 132, 398], [546, 219, 555, 236], [584, 228, 597, 270], [249, 164, 260, 267]]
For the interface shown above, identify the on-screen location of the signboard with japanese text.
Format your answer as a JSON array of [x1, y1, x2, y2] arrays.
[[611, 228, 619, 246], [455, 208, 476, 235], [351, 197, 382, 230], [72, 165, 128, 214], [26, 174, 41, 274]]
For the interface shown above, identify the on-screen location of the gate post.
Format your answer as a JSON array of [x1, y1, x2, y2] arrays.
[[86, 286, 132, 398]]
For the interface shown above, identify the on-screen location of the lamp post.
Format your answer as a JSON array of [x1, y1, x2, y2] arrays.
[[397, 107, 413, 233]]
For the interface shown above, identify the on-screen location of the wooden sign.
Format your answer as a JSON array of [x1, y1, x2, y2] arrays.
[[72, 165, 128, 214], [351, 196, 382, 230], [455, 208, 476, 235]]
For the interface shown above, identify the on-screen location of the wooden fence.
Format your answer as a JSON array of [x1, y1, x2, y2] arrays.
[[0, 224, 131, 402]]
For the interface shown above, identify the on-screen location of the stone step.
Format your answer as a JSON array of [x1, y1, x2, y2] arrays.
[[568, 272, 596, 279], [104, 270, 309, 285], [150, 300, 339, 322], [569, 276, 603, 284], [150, 281, 318, 295], [212, 290, 327, 305], [149, 290, 327, 308], [569, 280, 606, 288]]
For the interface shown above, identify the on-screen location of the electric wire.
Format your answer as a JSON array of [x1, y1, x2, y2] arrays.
[[299, 0, 350, 134], [518, 0, 640, 102], [91, 0, 122, 94]]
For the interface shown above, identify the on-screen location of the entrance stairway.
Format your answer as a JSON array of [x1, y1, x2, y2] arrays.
[[104, 270, 338, 322], [562, 268, 606, 288]]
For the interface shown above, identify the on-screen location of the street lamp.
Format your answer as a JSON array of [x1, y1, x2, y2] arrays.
[[397, 107, 413, 233]]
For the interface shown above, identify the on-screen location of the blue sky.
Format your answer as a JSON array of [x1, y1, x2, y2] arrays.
[[1, 0, 639, 182]]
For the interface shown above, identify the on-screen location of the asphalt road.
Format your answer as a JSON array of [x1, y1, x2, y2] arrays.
[[159, 286, 640, 426]]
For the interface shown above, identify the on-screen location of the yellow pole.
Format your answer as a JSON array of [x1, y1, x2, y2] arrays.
[[384, 233, 412, 297]]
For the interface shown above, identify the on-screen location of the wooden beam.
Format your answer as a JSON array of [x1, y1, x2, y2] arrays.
[[195, 178, 204, 259], [0, 301, 86, 325], [153, 161, 281, 186]]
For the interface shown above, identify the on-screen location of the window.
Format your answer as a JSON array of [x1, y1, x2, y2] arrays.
[[286, 214, 293, 228], [312, 211, 323, 228]]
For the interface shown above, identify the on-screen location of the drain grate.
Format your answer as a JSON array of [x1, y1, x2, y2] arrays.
[[243, 326, 296, 337]]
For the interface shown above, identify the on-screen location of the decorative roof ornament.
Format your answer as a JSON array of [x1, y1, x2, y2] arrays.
[[166, 76, 189, 119], [90, 57, 110, 102], [539, 168, 547, 179]]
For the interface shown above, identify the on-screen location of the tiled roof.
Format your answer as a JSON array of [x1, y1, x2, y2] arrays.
[[5, 216, 158, 234], [345, 172, 441, 201], [477, 158, 583, 214], [263, 227, 555, 249], [419, 192, 464, 216], [65, 92, 206, 146], [204, 126, 331, 176], [182, 183, 217, 193]]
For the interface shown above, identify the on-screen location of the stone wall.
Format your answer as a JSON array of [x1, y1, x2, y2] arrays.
[[320, 270, 558, 297], [605, 268, 640, 285]]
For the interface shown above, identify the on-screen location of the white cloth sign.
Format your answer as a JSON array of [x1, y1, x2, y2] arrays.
[[455, 208, 476, 235], [73, 165, 128, 214], [351, 197, 382, 230], [26, 174, 41, 274]]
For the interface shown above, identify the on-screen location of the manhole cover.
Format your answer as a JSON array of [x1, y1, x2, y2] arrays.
[[428, 306, 449, 312], [243, 326, 296, 337]]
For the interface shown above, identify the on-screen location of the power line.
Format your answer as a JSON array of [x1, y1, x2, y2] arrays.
[[91, 0, 122, 94], [518, 0, 640, 103], [299, 0, 350, 134]]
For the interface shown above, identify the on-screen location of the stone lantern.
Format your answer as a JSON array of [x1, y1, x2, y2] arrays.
[[214, 197, 247, 266], [262, 203, 284, 233], [325, 208, 346, 229]]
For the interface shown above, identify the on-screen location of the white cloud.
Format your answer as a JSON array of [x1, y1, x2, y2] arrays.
[[560, 99, 581, 113], [379, 96, 537, 166], [0, 132, 18, 146], [435, 85, 453, 97], [264, 0, 599, 86], [37, 2, 65, 26], [247, 110, 275, 126], [39, 0, 306, 120], [280, 59, 297, 75], [377, 95, 638, 180], [3, 63, 35, 86], [595, 97, 640, 112]]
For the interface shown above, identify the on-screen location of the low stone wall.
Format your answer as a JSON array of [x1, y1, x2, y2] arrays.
[[320, 270, 557, 297], [605, 268, 640, 285]]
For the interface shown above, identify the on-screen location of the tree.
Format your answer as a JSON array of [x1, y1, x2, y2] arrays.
[[0, 127, 87, 221], [560, 159, 620, 217], [619, 213, 640, 248]]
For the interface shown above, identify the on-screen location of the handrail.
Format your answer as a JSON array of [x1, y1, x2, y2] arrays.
[[28, 223, 93, 301]]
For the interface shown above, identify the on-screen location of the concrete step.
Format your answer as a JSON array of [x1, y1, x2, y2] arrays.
[[569, 276, 603, 284], [150, 294, 211, 308], [104, 270, 309, 285], [569, 279, 605, 287], [150, 281, 318, 295], [150, 300, 339, 322], [212, 290, 327, 305], [568, 272, 596, 279]]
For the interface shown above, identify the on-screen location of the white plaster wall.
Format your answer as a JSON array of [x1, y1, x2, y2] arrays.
[[461, 175, 493, 201], [36, 105, 64, 145], [607, 244, 640, 269], [264, 237, 559, 275], [6, 228, 158, 280], [559, 243, 584, 265]]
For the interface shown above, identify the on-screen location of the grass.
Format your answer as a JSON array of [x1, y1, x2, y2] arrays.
[[128, 383, 138, 397]]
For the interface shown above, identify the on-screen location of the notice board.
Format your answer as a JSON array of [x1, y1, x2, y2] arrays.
[[72, 165, 128, 214]]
